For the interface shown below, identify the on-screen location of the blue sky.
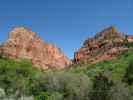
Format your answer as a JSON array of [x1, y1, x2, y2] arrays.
[[0, 0, 133, 58]]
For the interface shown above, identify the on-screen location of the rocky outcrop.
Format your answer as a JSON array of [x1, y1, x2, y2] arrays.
[[127, 36, 133, 42], [74, 26, 133, 64], [0, 27, 72, 69]]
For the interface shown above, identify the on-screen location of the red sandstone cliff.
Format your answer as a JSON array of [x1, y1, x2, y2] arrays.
[[0, 27, 72, 69], [74, 26, 133, 64]]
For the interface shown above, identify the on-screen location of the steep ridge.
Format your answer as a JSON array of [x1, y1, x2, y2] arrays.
[[74, 26, 133, 64], [0, 27, 72, 69]]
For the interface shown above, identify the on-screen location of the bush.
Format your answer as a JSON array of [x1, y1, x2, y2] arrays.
[[0, 58, 38, 98], [123, 61, 133, 85], [110, 82, 131, 100], [30, 71, 92, 100], [90, 73, 113, 100]]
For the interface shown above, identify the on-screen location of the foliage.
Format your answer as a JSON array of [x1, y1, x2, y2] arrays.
[[123, 61, 133, 85], [0, 51, 132, 99], [90, 73, 113, 100], [0, 88, 5, 99], [110, 82, 131, 100], [0, 58, 39, 99], [31, 71, 91, 100]]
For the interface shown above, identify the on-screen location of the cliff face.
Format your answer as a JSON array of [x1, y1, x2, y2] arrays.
[[0, 27, 72, 69], [74, 26, 133, 64]]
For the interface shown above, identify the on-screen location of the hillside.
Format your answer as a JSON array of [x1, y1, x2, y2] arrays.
[[74, 26, 133, 64], [0, 50, 132, 100], [0, 26, 133, 100]]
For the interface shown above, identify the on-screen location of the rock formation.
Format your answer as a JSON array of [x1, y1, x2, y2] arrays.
[[74, 26, 133, 64], [0, 27, 72, 69]]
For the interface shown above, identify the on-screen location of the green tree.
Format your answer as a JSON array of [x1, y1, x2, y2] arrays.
[[123, 61, 133, 85], [90, 73, 113, 100]]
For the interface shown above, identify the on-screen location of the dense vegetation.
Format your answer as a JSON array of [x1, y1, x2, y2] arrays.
[[0, 51, 133, 100]]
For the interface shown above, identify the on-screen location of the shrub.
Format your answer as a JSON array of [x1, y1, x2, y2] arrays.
[[90, 73, 113, 100], [110, 82, 131, 100], [0, 58, 38, 97], [123, 61, 133, 85], [30, 71, 92, 100]]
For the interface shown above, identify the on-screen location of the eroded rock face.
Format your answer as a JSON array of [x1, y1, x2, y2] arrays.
[[74, 26, 132, 64], [0, 27, 72, 69]]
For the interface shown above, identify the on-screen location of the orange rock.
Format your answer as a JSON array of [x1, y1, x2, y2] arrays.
[[74, 26, 132, 64], [0, 27, 72, 69]]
